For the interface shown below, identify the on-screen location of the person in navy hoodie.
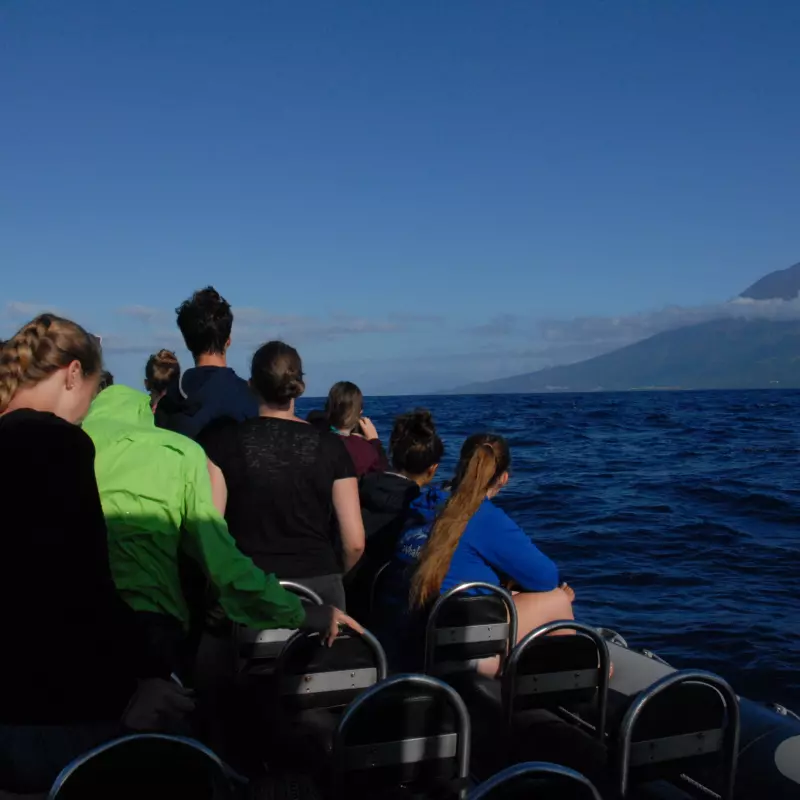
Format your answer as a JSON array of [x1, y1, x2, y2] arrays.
[[371, 481, 449, 671], [156, 287, 257, 440], [346, 409, 444, 621]]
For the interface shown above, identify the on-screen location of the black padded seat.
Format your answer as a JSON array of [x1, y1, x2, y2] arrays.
[[468, 761, 603, 800], [503, 621, 610, 748], [332, 674, 472, 799], [48, 734, 245, 800], [264, 627, 388, 773], [425, 584, 517, 677], [234, 581, 324, 675], [616, 670, 740, 799]]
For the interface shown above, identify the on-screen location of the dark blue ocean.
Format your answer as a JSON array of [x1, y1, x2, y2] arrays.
[[300, 390, 800, 709]]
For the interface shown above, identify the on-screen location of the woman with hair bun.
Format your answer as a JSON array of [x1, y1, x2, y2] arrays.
[[0, 315, 191, 793], [200, 341, 366, 608], [145, 349, 180, 409]]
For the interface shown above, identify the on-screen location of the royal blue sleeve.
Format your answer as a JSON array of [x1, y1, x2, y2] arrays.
[[476, 505, 560, 591]]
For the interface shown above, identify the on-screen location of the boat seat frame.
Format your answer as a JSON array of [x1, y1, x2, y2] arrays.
[[502, 620, 610, 743], [616, 669, 740, 800], [332, 673, 472, 799], [424, 583, 518, 677]]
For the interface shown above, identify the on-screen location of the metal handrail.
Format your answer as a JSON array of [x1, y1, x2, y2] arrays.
[[278, 580, 324, 606], [424, 582, 518, 675], [368, 560, 393, 617], [275, 624, 389, 684], [502, 619, 610, 742], [332, 673, 472, 800], [48, 733, 246, 799], [468, 761, 602, 799], [617, 669, 740, 799]]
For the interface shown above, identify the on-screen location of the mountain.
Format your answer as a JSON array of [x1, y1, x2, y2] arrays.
[[448, 318, 800, 394], [740, 262, 800, 301]]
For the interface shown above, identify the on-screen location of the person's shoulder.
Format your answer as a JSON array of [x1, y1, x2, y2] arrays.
[[2, 410, 93, 456], [196, 415, 243, 455], [466, 498, 512, 533], [227, 370, 258, 406], [318, 428, 344, 447]]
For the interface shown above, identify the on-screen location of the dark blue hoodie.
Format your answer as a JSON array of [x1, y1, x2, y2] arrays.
[[155, 366, 258, 441], [371, 484, 448, 671]]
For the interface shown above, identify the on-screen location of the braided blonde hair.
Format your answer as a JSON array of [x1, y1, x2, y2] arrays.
[[0, 314, 102, 413]]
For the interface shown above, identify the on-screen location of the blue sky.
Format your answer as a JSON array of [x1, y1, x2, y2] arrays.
[[2, 1, 800, 394]]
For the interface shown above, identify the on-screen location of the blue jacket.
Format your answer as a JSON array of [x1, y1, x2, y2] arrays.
[[442, 499, 560, 593], [155, 366, 258, 440], [395, 485, 449, 565]]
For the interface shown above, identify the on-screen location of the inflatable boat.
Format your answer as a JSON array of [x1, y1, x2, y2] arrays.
[[48, 580, 799, 798], [222, 580, 800, 798]]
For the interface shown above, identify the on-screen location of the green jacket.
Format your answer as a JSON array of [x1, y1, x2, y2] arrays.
[[83, 385, 305, 631]]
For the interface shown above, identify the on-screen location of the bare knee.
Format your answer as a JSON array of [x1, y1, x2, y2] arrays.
[[513, 588, 574, 642]]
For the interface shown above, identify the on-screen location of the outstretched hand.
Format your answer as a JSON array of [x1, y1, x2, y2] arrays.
[[325, 608, 364, 647]]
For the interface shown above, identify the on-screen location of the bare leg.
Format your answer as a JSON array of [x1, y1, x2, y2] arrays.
[[513, 587, 574, 642], [473, 588, 575, 678]]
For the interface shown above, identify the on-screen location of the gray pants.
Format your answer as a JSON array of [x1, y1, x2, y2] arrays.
[[293, 573, 346, 609]]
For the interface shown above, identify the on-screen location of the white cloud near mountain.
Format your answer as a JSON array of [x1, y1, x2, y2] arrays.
[[7, 294, 800, 394], [537, 296, 800, 350]]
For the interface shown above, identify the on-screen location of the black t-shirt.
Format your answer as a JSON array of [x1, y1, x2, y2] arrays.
[[201, 416, 356, 578]]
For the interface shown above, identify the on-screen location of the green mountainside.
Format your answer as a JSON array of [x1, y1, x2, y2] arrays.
[[449, 318, 800, 394]]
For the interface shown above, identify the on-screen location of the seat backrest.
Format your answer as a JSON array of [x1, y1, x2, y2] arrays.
[[368, 560, 393, 619], [47, 734, 244, 800], [424, 583, 517, 676], [502, 621, 610, 742], [617, 669, 740, 800], [234, 580, 324, 670], [274, 625, 388, 713], [468, 761, 603, 799], [332, 673, 472, 799]]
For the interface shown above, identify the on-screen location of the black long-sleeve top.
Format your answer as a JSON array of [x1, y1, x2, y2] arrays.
[[0, 409, 151, 724]]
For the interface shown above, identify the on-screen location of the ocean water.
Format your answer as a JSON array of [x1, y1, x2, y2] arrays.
[[299, 390, 800, 709]]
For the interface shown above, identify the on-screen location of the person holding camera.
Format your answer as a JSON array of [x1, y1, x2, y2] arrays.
[[324, 381, 388, 477]]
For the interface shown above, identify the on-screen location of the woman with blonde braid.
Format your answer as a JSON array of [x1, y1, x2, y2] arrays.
[[0, 315, 192, 794], [410, 434, 575, 675]]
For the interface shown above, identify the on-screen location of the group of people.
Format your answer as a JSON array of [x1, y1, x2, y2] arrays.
[[0, 286, 575, 795]]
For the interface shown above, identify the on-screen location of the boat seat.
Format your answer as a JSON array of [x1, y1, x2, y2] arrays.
[[47, 734, 245, 800], [331, 674, 472, 799], [424, 583, 518, 677], [468, 761, 603, 799], [265, 626, 388, 772], [616, 669, 740, 799], [503, 621, 610, 745], [234, 581, 324, 675]]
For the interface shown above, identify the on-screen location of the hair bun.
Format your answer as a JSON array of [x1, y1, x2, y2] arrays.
[[277, 375, 305, 401], [405, 408, 436, 439], [154, 349, 178, 365]]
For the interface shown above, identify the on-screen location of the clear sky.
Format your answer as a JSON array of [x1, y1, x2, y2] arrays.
[[2, 1, 799, 394]]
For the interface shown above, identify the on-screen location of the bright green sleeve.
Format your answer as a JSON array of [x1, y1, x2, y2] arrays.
[[181, 450, 306, 630]]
